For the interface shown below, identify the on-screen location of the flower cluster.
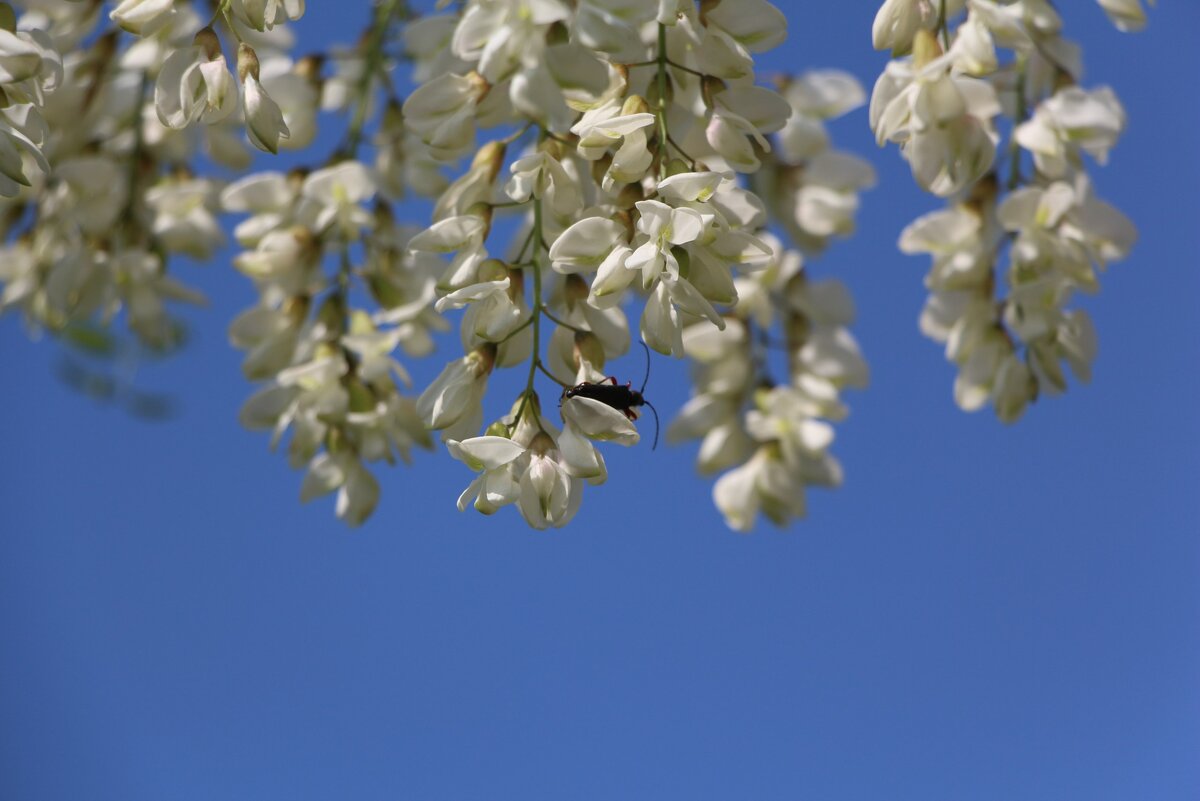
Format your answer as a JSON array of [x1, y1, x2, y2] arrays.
[[224, 160, 437, 526], [0, 1, 1156, 531], [869, 0, 1146, 422], [669, 234, 868, 532], [0, 1, 228, 350], [398, 0, 873, 530]]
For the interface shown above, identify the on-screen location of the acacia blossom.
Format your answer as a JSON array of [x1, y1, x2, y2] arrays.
[[0, 0, 1154, 530], [870, 0, 1147, 422]]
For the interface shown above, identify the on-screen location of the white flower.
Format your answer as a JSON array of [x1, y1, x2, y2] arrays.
[[703, 0, 788, 54], [220, 171, 300, 246], [571, 100, 656, 189], [402, 71, 487, 162], [560, 395, 639, 446], [518, 434, 583, 530], [408, 212, 490, 291], [340, 311, 410, 386], [301, 160, 376, 236], [261, 70, 320, 150], [447, 435, 525, 514], [1096, 0, 1154, 32], [233, 227, 320, 294], [229, 302, 306, 381], [549, 216, 628, 275], [300, 452, 379, 527], [869, 48, 1002, 196], [144, 178, 225, 259], [778, 70, 866, 161], [238, 45, 291, 154], [0, 124, 48, 196], [1015, 86, 1126, 179], [640, 280, 687, 357], [627, 199, 705, 289], [435, 262, 530, 344], [154, 30, 237, 129], [504, 151, 581, 221], [416, 347, 494, 440], [899, 204, 994, 289], [109, 0, 174, 35], [230, 0, 306, 32], [713, 447, 806, 533], [573, 0, 657, 61]]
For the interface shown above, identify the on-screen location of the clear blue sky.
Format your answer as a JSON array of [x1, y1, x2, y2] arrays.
[[2, 3, 1198, 799]]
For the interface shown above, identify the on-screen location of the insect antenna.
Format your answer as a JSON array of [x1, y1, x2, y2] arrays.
[[641, 398, 660, 450], [638, 339, 652, 394]]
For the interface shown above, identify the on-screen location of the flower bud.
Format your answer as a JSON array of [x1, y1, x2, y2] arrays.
[[346, 377, 376, 413], [912, 29, 942, 69], [621, 95, 651, 116], [477, 258, 507, 283], [0, 3, 17, 33], [316, 292, 347, 335], [110, 0, 174, 35], [700, 75, 726, 108], [529, 430, 555, 456], [564, 273, 590, 303], [283, 295, 310, 324], [464, 201, 493, 237], [193, 26, 221, 60], [471, 343, 498, 375], [472, 141, 507, 181], [573, 331, 606, 370], [239, 44, 291, 153], [505, 266, 525, 302], [236, 42, 260, 83]]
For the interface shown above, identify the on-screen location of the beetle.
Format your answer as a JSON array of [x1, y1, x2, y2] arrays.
[[561, 341, 660, 449]]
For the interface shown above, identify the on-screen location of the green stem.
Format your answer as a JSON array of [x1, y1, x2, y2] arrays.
[[536, 361, 571, 389], [344, 0, 405, 158], [509, 196, 545, 433], [540, 306, 588, 334], [207, 0, 233, 28], [1007, 54, 1029, 192], [655, 22, 670, 180], [118, 71, 151, 244]]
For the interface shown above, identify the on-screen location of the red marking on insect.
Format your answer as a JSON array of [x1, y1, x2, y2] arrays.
[[561, 341, 659, 449]]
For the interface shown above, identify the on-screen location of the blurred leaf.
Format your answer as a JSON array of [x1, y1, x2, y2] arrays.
[[56, 358, 117, 402], [61, 323, 117, 358], [124, 390, 176, 422], [140, 320, 190, 359]]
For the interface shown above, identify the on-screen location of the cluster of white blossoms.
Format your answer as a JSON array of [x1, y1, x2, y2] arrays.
[[870, 0, 1147, 422], [400, 0, 873, 531], [0, 0, 311, 351], [224, 160, 438, 526], [0, 1, 1153, 530]]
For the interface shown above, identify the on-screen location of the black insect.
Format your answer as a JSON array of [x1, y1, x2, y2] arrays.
[[562, 341, 660, 449]]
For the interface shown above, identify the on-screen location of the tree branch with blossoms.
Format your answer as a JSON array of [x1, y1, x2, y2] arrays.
[[0, 0, 1154, 531], [870, 0, 1149, 422]]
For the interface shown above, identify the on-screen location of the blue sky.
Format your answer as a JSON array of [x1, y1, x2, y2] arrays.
[[2, 2, 1198, 799]]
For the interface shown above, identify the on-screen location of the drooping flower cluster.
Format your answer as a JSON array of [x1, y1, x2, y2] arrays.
[[0, 1, 230, 350], [669, 234, 868, 532], [0, 1, 1156, 531], [0, 0, 319, 352], [667, 72, 874, 532], [870, 0, 1146, 422], [224, 160, 438, 526], [398, 0, 873, 530]]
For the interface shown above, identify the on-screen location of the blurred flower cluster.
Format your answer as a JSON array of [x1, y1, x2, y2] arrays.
[[870, 0, 1148, 421]]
